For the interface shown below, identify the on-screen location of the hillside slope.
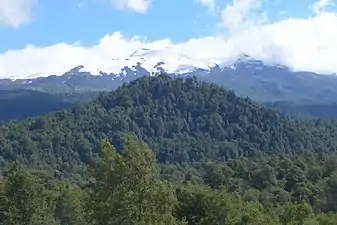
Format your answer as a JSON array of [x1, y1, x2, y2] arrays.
[[0, 89, 73, 122], [0, 75, 337, 178], [0, 89, 98, 122], [265, 101, 337, 118]]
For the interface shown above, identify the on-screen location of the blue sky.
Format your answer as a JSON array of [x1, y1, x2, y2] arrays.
[[0, 0, 217, 51], [1, 0, 337, 78], [0, 0, 332, 52]]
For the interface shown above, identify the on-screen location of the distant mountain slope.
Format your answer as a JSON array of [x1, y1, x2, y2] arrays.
[[0, 75, 337, 179], [195, 61, 337, 103], [265, 101, 337, 118], [2, 56, 337, 103], [0, 89, 97, 122]]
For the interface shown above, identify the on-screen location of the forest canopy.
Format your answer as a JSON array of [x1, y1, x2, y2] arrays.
[[1, 136, 337, 224]]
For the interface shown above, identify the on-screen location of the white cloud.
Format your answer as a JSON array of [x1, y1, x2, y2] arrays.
[[110, 0, 151, 13], [220, 0, 266, 31], [196, 0, 217, 12], [2, 0, 337, 78], [0, 0, 37, 28], [310, 0, 334, 14]]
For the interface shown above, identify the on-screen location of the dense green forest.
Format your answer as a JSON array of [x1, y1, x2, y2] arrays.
[[2, 135, 337, 224], [1, 75, 337, 175], [2, 75, 337, 223]]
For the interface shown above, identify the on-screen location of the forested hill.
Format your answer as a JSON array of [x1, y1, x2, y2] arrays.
[[1, 75, 337, 179]]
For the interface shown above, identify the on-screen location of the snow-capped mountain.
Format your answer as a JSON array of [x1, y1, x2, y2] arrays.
[[2, 54, 337, 103], [0, 53, 267, 91]]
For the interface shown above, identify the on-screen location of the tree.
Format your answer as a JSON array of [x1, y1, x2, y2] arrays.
[[176, 184, 276, 225], [279, 202, 314, 225], [85, 135, 184, 225], [54, 184, 85, 225], [0, 164, 58, 225]]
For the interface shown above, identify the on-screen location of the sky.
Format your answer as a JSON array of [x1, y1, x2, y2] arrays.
[[0, 0, 337, 78]]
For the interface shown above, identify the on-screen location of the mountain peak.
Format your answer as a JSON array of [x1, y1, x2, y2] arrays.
[[63, 65, 85, 76], [234, 54, 264, 68]]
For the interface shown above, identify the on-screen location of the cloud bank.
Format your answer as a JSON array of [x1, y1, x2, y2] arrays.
[[1, 0, 337, 78]]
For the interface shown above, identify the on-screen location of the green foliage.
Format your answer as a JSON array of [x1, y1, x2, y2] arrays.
[[279, 202, 314, 225], [85, 136, 184, 225], [0, 138, 337, 224], [176, 184, 277, 225], [54, 184, 85, 225], [0, 164, 58, 225]]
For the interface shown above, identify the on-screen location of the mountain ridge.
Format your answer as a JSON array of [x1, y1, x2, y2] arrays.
[[0, 54, 311, 80], [2, 55, 337, 103]]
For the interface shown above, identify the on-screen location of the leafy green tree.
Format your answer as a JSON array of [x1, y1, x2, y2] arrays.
[[314, 212, 337, 225], [0, 164, 58, 225], [54, 184, 85, 225], [176, 184, 276, 225], [279, 202, 314, 225], [85, 136, 184, 225]]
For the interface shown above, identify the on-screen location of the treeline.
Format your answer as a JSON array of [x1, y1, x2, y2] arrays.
[[2, 136, 337, 225]]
